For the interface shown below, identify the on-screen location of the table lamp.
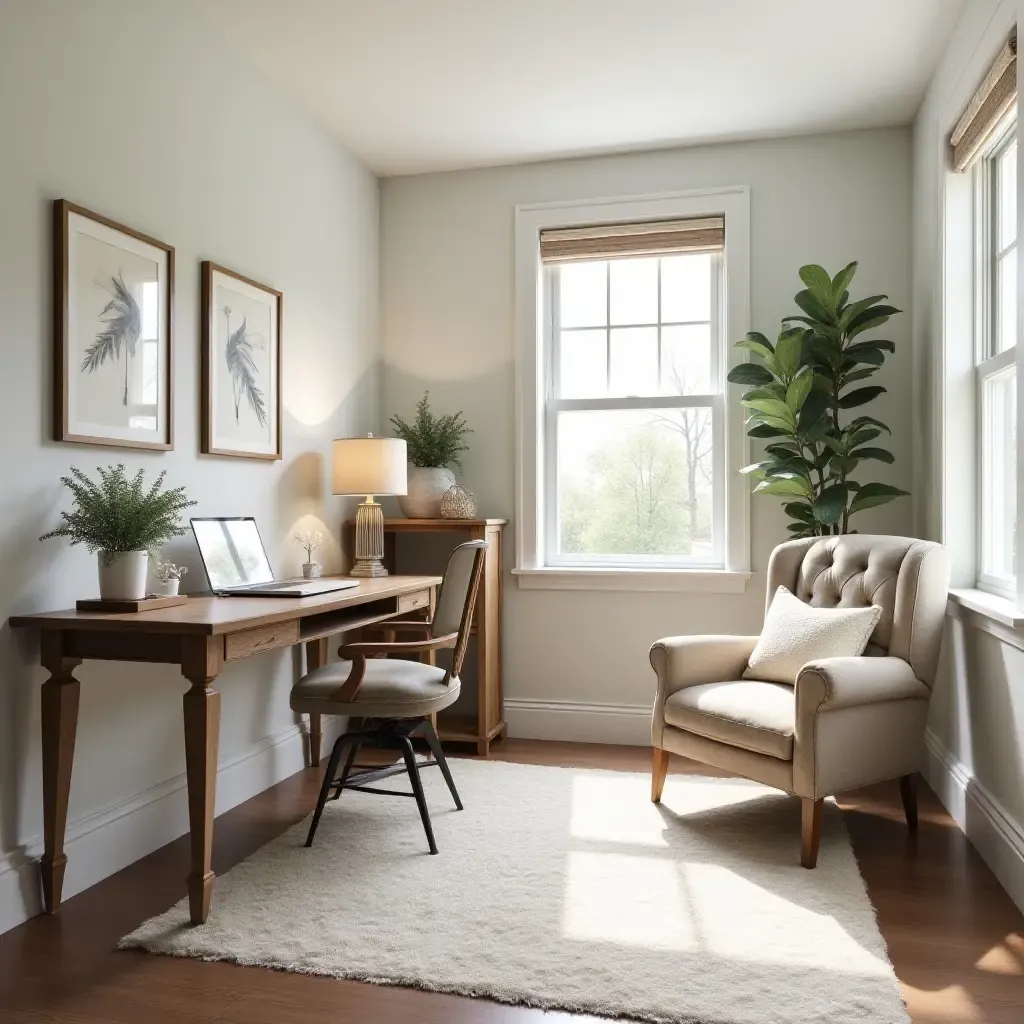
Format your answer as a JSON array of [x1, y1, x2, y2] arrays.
[[332, 435, 408, 577]]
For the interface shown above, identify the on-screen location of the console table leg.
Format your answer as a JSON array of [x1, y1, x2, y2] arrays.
[[183, 677, 221, 925], [39, 654, 81, 914]]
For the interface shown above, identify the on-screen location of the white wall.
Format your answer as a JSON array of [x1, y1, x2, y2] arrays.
[[911, 0, 1024, 911], [381, 128, 914, 738], [0, 0, 378, 931]]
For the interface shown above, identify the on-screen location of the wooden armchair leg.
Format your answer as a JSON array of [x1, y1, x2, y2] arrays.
[[800, 797, 823, 869], [651, 747, 669, 803], [899, 773, 918, 832]]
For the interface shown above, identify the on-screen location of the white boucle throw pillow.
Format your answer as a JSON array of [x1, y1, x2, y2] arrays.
[[743, 586, 882, 685]]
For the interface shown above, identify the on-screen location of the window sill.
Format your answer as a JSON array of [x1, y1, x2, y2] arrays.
[[947, 588, 1024, 628], [512, 567, 752, 593]]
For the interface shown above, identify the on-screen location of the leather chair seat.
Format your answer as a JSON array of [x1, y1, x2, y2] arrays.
[[290, 659, 461, 718], [663, 680, 795, 761]]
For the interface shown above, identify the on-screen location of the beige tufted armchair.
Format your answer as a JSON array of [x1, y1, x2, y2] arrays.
[[650, 535, 950, 868]]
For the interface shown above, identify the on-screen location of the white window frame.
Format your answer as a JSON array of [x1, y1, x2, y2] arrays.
[[974, 116, 1018, 599], [513, 187, 751, 592]]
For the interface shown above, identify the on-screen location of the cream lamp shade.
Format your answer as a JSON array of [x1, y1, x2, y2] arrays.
[[332, 437, 407, 496]]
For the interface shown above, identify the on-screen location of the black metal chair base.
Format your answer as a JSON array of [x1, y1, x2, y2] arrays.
[[304, 717, 462, 855]]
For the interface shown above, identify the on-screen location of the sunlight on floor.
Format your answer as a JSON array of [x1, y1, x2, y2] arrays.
[[561, 772, 891, 975], [562, 850, 698, 950], [974, 932, 1024, 975]]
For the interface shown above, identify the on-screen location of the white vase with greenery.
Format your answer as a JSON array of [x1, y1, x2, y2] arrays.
[[390, 392, 472, 518], [41, 465, 197, 601]]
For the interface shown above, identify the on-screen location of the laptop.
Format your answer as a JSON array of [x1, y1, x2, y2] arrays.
[[191, 517, 360, 598]]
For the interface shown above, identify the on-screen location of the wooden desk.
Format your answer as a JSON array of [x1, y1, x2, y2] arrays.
[[345, 518, 506, 755], [10, 575, 440, 926]]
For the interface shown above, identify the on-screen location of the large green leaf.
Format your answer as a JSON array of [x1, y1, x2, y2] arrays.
[[749, 416, 796, 436], [849, 415, 891, 435], [784, 501, 816, 523], [839, 385, 886, 408], [847, 304, 900, 332], [748, 422, 786, 438], [742, 385, 786, 403], [754, 477, 811, 497], [786, 368, 813, 412], [736, 338, 775, 362], [743, 397, 792, 420], [848, 446, 894, 463], [831, 262, 858, 303], [797, 390, 829, 431], [842, 367, 878, 385], [839, 294, 887, 329], [844, 341, 886, 365], [848, 482, 909, 514], [807, 334, 841, 370], [846, 426, 882, 448], [740, 460, 774, 475], [813, 484, 849, 524], [727, 363, 774, 386], [774, 329, 804, 379], [794, 289, 834, 326], [799, 265, 834, 307], [765, 442, 802, 459]]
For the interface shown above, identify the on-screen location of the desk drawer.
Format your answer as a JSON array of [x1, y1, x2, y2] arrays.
[[225, 621, 300, 661], [398, 589, 431, 614]]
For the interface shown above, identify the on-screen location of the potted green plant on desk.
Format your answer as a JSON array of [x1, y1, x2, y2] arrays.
[[40, 464, 196, 600]]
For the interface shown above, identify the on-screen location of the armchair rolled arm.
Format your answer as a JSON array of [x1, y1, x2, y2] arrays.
[[795, 657, 928, 716], [649, 635, 759, 700], [793, 656, 932, 801]]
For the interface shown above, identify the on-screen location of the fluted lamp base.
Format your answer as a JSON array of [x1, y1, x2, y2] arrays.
[[351, 497, 388, 577]]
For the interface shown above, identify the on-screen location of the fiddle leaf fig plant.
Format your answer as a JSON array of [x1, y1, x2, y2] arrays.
[[727, 262, 908, 537]]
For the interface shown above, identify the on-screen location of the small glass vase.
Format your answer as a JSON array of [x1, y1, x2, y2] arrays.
[[302, 562, 323, 579]]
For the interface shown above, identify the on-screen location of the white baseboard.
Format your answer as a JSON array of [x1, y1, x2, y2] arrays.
[[923, 728, 1024, 914], [505, 698, 651, 746], [0, 717, 340, 936]]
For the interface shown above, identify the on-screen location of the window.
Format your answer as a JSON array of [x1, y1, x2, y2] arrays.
[[976, 118, 1018, 596], [514, 189, 751, 590]]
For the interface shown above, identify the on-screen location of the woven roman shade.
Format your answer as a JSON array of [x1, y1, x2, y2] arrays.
[[950, 35, 1017, 172], [539, 216, 725, 263]]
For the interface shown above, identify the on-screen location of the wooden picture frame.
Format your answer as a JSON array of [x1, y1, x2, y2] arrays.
[[200, 261, 283, 460], [54, 200, 174, 449]]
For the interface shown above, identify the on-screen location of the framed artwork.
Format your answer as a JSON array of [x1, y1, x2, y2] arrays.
[[54, 200, 174, 449], [201, 261, 282, 460]]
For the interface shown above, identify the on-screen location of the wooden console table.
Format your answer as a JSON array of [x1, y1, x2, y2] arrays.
[[10, 575, 440, 926], [345, 518, 507, 755]]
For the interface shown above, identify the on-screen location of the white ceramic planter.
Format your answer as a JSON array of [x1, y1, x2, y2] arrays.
[[98, 550, 149, 601], [398, 466, 456, 519], [302, 562, 323, 579], [152, 578, 180, 597]]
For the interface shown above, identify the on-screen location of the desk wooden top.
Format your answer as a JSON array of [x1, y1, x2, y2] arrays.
[[345, 518, 507, 530], [9, 575, 441, 636]]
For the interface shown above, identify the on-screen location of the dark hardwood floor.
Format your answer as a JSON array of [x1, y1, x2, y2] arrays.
[[0, 739, 1022, 1023]]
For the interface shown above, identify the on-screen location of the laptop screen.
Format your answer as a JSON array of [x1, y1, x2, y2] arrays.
[[192, 518, 275, 590]]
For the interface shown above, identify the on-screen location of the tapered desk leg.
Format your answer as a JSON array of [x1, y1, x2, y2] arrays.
[[305, 638, 330, 768], [183, 637, 222, 925], [39, 631, 81, 914]]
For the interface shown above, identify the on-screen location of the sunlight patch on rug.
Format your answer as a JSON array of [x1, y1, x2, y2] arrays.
[[121, 760, 908, 1024]]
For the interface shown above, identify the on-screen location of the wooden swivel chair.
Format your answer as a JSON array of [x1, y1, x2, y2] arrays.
[[291, 540, 487, 854]]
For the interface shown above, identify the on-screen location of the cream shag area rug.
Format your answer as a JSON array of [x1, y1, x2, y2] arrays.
[[122, 760, 908, 1024]]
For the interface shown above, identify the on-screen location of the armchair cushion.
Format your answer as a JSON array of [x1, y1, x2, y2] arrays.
[[743, 586, 881, 684], [664, 680, 795, 760]]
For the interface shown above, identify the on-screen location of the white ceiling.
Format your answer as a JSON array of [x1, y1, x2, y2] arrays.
[[197, 0, 966, 177]]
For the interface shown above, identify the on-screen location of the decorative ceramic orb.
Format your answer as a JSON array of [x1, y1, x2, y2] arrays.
[[440, 484, 478, 519]]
